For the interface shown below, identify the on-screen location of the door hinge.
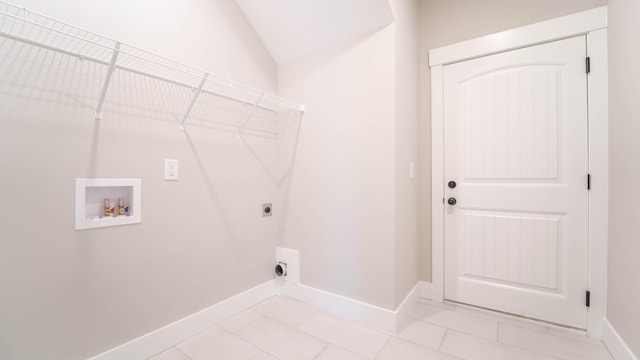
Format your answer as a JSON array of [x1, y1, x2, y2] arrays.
[[587, 173, 591, 190], [586, 291, 591, 307], [586, 57, 591, 74]]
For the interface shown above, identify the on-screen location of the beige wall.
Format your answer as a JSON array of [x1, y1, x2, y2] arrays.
[[16, 0, 277, 92], [0, 1, 283, 359], [278, 0, 421, 309], [417, 0, 608, 282], [3, 2, 628, 358], [607, 0, 640, 355], [393, 0, 420, 307], [278, 27, 398, 309]]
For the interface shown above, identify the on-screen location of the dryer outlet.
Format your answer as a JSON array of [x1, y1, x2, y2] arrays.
[[275, 247, 299, 284]]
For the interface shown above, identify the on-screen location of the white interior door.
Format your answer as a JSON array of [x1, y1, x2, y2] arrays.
[[443, 36, 589, 329]]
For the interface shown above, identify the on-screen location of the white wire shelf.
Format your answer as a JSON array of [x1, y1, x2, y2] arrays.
[[0, 0, 304, 128]]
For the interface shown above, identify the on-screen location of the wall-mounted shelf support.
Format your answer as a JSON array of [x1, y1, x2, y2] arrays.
[[178, 73, 209, 131], [95, 42, 120, 120], [0, 0, 304, 123], [238, 92, 265, 136]]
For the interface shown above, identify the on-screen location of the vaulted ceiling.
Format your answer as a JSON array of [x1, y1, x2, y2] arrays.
[[234, 0, 394, 64]]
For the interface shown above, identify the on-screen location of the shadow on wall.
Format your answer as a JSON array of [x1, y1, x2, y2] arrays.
[[0, 35, 303, 359], [0, 31, 301, 359], [0, 37, 303, 182]]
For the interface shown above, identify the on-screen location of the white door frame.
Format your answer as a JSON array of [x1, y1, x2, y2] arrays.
[[429, 7, 608, 337]]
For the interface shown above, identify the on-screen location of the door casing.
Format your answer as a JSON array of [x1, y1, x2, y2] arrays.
[[428, 6, 608, 337]]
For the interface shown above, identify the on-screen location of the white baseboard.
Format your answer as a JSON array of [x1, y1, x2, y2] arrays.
[[277, 280, 421, 333], [88, 280, 277, 360], [602, 318, 639, 360], [394, 282, 421, 331], [418, 280, 437, 300], [89, 279, 425, 359], [277, 281, 397, 333]]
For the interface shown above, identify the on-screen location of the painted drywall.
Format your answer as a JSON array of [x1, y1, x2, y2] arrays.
[[235, 0, 394, 64], [0, 1, 290, 359], [277, 26, 397, 309], [417, 0, 608, 282], [607, 0, 640, 355], [278, 0, 419, 310], [392, 0, 419, 307], [14, 0, 276, 92]]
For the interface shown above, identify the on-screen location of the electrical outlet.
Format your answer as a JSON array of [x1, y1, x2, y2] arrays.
[[262, 203, 272, 217], [276, 247, 299, 283], [164, 159, 178, 180]]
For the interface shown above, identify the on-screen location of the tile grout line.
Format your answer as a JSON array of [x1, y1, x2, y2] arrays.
[[312, 343, 371, 360], [160, 294, 610, 360], [433, 329, 467, 360], [351, 319, 395, 337], [218, 324, 281, 359], [417, 301, 573, 344], [241, 324, 297, 360], [166, 322, 226, 359], [443, 327, 545, 358], [174, 346, 194, 360], [372, 335, 393, 360], [454, 302, 588, 336], [232, 307, 332, 359], [410, 301, 608, 359], [438, 329, 449, 351], [442, 329, 560, 360], [298, 312, 391, 359], [499, 331, 565, 359], [310, 342, 329, 360], [294, 308, 322, 328], [253, 296, 322, 330], [495, 323, 612, 360], [416, 316, 498, 342], [393, 321, 448, 351], [219, 309, 264, 334]]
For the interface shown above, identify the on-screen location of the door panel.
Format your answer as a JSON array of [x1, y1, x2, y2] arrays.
[[461, 211, 560, 290], [462, 65, 562, 181], [444, 36, 588, 328]]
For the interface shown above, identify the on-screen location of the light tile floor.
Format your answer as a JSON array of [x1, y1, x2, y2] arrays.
[[148, 296, 614, 360]]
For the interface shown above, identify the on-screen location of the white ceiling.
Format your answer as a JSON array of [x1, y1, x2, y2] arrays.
[[234, 0, 394, 65]]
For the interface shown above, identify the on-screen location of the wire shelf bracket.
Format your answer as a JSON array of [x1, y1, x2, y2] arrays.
[[0, 0, 304, 124], [94, 42, 120, 120], [178, 73, 209, 131], [238, 92, 265, 137]]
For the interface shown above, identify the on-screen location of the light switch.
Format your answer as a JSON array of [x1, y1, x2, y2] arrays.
[[409, 161, 415, 180], [164, 159, 178, 180]]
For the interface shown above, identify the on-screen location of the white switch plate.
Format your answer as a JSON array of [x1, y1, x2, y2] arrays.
[[164, 159, 178, 180], [409, 161, 415, 179]]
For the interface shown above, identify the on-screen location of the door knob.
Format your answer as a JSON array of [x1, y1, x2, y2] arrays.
[[448, 181, 457, 189], [448, 197, 457, 205]]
